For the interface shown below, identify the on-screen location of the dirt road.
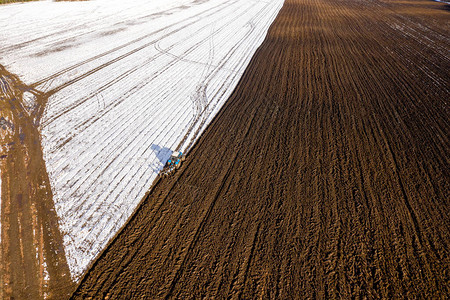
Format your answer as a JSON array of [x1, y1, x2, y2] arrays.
[[0, 66, 74, 298], [73, 0, 449, 298]]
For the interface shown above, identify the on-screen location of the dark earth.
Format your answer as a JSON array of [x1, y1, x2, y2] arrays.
[[73, 0, 449, 298]]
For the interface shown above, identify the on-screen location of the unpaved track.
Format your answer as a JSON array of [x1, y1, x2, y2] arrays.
[[74, 0, 449, 298], [0, 67, 74, 298]]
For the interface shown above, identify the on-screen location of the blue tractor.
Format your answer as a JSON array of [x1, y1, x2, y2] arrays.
[[161, 151, 185, 176]]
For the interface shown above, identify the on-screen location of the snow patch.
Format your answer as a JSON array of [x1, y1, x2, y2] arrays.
[[0, 0, 284, 279]]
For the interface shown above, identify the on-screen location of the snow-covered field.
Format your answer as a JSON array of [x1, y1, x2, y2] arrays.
[[0, 0, 283, 279]]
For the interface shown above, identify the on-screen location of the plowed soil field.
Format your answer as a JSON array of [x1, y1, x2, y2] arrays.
[[73, 0, 449, 298]]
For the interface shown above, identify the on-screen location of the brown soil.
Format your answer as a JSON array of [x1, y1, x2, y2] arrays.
[[0, 66, 74, 299], [72, 0, 450, 298], [0, 1, 36, 4]]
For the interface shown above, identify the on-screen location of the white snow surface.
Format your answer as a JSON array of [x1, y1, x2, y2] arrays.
[[0, 0, 283, 279]]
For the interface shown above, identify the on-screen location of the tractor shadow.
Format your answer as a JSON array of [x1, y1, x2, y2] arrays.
[[150, 144, 173, 173]]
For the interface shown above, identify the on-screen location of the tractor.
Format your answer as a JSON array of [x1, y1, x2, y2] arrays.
[[161, 151, 185, 176]]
